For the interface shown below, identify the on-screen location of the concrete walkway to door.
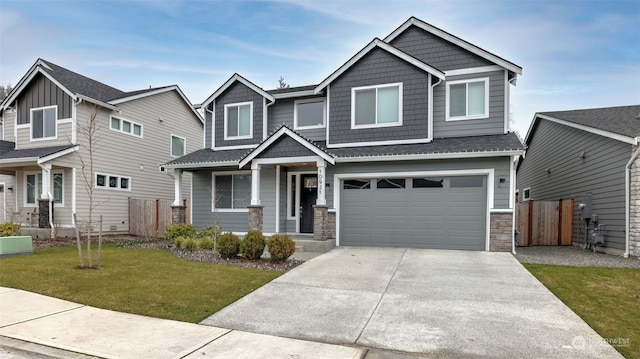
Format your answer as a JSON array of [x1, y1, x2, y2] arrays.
[[201, 247, 623, 358]]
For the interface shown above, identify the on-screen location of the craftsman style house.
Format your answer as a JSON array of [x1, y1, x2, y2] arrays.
[[165, 17, 525, 251], [0, 59, 203, 233]]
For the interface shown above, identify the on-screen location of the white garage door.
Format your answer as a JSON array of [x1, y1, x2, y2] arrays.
[[340, 175, 487, 250]]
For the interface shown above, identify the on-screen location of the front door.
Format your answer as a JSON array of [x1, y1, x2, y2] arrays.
[[300, 175, 317, 233]]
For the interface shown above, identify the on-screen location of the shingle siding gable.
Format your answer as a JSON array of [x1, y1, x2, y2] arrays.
[[213, 81, 264, 147], [389, 26, 494, 71], [328, 47, 430, 145]]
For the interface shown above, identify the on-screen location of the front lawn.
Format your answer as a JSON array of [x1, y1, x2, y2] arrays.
[[524, 264, 639, 358], [0, 243, 281, 323]]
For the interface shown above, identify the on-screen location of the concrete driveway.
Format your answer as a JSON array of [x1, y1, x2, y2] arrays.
[[201, 247, 623, 358]]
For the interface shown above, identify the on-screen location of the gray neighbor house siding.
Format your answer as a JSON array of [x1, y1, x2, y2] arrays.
[[328, 48, 431, 145], [213, 81, 264, 147], [517, 119, 630, 250]]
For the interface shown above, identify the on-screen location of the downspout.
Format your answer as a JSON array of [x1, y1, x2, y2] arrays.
[[511, 155, 518, 255], [429, 75, 442, 141], [624, 137, 640, 258]]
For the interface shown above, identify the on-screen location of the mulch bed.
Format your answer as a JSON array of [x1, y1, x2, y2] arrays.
[[31, 234, 304, 272]]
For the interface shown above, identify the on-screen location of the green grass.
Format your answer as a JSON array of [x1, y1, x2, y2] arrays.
[[524, 264, 640, 358], [0, 244, 281, 323]]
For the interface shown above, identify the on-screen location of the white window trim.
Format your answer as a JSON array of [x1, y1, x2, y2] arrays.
[[24, 170, 64, 207], [30, 105, 58, 141], [522, 187, 531, 202], [95, 172, 132, 192], [445, 77, 490, 121], [170, 134, 186, 158], [351, 82, 403, 129], [211, 170, 251, 212], [109, 115, 143, 138], [223, 101, 253, 140], [294, 98, 326, 130]]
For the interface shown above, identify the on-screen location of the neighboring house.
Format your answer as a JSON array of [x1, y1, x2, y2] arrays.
[[0, 59, 203, 233], [517, 105, 640, 257], [164, 17, 525, 252]]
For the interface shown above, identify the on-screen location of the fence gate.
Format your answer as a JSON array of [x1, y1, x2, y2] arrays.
[[129, 198, 186, 238], [516, 199, 573, 246]]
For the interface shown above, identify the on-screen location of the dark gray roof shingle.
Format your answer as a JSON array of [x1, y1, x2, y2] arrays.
[[0, 145, 76, 161], [0, 140, 15, 155], [539, 105, 640, 139], [39, 59, 125, 102], [267, 85, 317, 95], [164, 148, 251, 167]]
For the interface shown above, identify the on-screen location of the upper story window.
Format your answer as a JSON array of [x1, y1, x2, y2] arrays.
[[110, 115, 143, 137], [446, 78, 489, 121], [294, 98, 326, 129], [171, 135, 186, 157], [351, 83, 402, 129], [224, 102, 252, 140], [96, 172, 131, 191], [31, 105, 57, 140]]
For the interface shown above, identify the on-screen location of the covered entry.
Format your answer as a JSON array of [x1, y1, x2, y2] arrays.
[[338, 173, 488, 250]]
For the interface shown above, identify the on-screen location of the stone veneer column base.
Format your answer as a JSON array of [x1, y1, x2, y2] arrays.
[[38, 199, 53, 229], [171, 206, 186, 225], [313, 205, 329, 241], [490, 212, 513, 252], [328, 210, 336, 239], [630, 145, 640, 257], [248, 205, 264, 232]]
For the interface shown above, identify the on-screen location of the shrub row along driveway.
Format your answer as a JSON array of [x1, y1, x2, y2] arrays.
[[202, 247, 622, 358]]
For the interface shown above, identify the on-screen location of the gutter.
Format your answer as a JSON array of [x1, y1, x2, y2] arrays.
[[624, 137, 640, 258]]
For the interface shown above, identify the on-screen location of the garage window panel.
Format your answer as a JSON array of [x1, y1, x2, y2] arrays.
[[376, 178, 405, 189], [343, 179, 371, 189], [450, 176, 484, 188], [412, 178, 444, 188]]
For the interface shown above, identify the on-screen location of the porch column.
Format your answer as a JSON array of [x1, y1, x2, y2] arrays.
[[38, 164, 52, 229], [172, 169, 183, 206], [316, 160, 326, 206], [251, 163, 261, 205], [171, 169, 186, 224]]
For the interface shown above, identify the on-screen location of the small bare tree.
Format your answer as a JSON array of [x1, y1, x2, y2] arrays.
[[277, 76, 289, 89]]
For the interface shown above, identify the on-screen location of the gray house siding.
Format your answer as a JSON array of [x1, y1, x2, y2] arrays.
[[259, 136, 317, 159], [214, 81, 264, 148], [205, 110, 213, 148], [328, 48, 430, 145], [267, 98, 326, 141], [330, 156, 511, 209], [433, 70, 505, 138], [517, 119, 629, 250], [388, 25, 494, 71], [17, 74, 73, 125]]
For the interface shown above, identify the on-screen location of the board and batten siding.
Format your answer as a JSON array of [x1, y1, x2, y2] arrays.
[[16, 74, 73, 125], [267, 98, 326, 141], [432, 70, 506, 138], [328, 47, 430, 145], [389, 25, 494, 72], [517, 119, 630, 250]]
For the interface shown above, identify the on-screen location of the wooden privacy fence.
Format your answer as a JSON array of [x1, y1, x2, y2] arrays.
[[129, 198, 188, 238], [516, 199, 573, 246]]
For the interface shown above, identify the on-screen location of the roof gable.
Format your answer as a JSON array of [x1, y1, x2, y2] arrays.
[[202, 73, 274, 109], [109, 85, 204, 124], [239, 125, 334, 167], [385, 17, 522, 75], [525, 105, 640, 145], [314, 38, 445, 94]]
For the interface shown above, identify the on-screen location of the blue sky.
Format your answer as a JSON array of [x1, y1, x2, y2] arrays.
[[1, 0, 638, 136]]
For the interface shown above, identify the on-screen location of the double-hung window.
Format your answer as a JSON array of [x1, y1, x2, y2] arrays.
[[31, 106, 57, 140], [171, 135, 185, 157], [213, 173, 251, 211], [294, 98, 326, 129], [352, 83, 402, 128], [224, 102, 252, 139], [25, 172, 63, 205], [446, 78, 489, 120]]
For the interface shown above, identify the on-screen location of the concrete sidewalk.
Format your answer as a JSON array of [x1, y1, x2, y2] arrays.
[[0, 287, 365, 359]]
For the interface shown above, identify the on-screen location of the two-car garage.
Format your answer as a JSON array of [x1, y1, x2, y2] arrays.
[[338, 173, 488, 250]]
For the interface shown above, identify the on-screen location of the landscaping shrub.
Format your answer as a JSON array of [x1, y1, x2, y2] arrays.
[[241, 230, 266, 260], [181, 237, 199, 251], [0, 222, 21, 236], [266, 234, 296, 261], [217, 232, 240, 259], [196, 225, 221, 240], [173, 236, 186, 249], [199, 236, 215, 250], [165, 224, 197, 242]]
